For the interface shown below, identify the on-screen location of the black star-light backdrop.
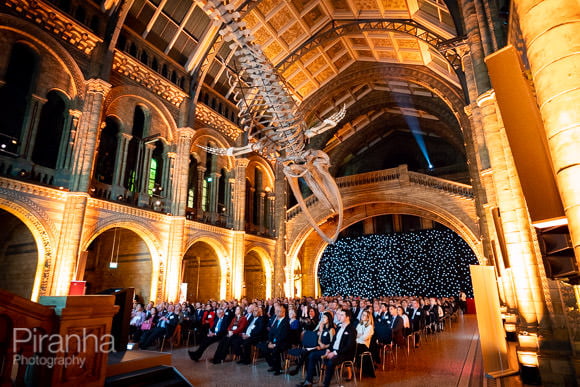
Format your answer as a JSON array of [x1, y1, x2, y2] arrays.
[[318, 228, 478, 298]]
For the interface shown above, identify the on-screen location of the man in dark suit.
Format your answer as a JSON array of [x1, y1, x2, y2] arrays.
[[298, 309, 357, 387], [235, 307, 266, 364], [409, 299, 424, 347], [139, 304, 178, 349], [188, 308, 228, 361], [258, 304, 289, 375]]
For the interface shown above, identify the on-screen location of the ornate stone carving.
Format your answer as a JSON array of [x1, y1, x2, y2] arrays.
[[112, 51, 189, 107], [195, 103, 243, 140], [4, 0, 103, 54], [86, 78, 112, 96]]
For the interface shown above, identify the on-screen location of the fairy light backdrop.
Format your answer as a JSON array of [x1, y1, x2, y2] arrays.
[[318, 228, 478, 298]]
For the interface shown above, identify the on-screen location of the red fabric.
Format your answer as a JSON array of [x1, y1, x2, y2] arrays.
[[466, 298, 476, 314], [227, 316, 248, 335], [202, 310, 216, 325]]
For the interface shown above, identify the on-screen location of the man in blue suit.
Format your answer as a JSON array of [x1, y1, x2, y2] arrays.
[[188, 307, 228, 361], [258, 304, 289, 375]]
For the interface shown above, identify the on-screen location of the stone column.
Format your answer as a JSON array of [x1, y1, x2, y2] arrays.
[[111, 132, 132, 198], [138, 143, 155, 206], [257, 190, 266, 234], [225, 176, 234, 228], [232, 158, 249, 230], [165, 151, 176, 212], [231, 230, 245, 300], [52, 193, 89, 296], [363, 218, 374, 234], [208, 172, 220, 222], [477, 90, 546, 329], [267, 192, 275, 236], [64, 110, 82, 171], [273, 161, 287, 296], [195, 165, 206, 220], [165, 217, 186, 302], [70, 78, 111, 192], [514, 0, 580, 265], [170, 127, 195, 216]]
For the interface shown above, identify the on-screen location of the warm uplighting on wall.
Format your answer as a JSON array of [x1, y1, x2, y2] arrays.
[[532, 217, 568, 229], [504, 323, 516, 332], [517, 351, 539, 367], [518, 333, 538, 349]]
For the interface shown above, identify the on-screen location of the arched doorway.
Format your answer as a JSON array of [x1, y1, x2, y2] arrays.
[[83, 227, 152, 302], [181, 241, 220, 302], [243, 251, 266, 300], [0, 209, 38, 299]]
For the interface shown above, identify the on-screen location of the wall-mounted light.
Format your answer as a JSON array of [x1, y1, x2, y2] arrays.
[[517, 350, 542, 385], [518, 333, 538, 349]]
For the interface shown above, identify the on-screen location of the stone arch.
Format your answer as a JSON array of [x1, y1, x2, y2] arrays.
[[0, 198, 55, 301], [105, 85, 178, 142], [190, 128, 235, 170], [290, 201, 483, 297], [245, 245, 273, 299], [82, 219, 162, 302], [246, 155, 275, 191], [0, 14, 86, 102], [300, 62, 469, 134], [184, 236, 231, 300]]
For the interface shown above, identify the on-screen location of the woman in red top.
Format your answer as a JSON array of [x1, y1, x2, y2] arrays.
[[211, 306, 248, 364]]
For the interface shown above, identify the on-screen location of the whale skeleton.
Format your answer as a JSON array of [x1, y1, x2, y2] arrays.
[[196, 0, 346, 243]]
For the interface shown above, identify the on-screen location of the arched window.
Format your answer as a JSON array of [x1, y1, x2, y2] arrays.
[[32, 90, 68, 169], [124, 105, 148, 192], [148, 140, 163, 195], [129, 42, 137, 57], [93, 116, 120, 184], [151, 57, 158, 72], [161, 64, 168, 78], [202, 147, 215, 212], [245, 179, 253, 227], [187, 156, 198, 209], [0, 43, 39, 150], [170, 71, 177, 83], [253, 167, 263, 226], [140, 50, 148, 65], [218, 168, 227, 213]]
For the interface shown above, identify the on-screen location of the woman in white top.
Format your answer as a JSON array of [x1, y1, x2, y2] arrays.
[[355, 310, 376, 378]]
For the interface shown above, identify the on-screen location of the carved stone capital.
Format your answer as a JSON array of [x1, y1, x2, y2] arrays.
[[167, 151, 177, 159], [235, 158, 250, 169], [69, 109, 82, 119], [86, 78, 112, 96], [177, 127, 196, 139], [476, 89, 496, 108]]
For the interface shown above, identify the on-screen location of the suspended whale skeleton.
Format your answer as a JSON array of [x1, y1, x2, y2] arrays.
[[196, 0, 346, 244]]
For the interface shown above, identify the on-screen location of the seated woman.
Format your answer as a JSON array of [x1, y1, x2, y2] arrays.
[[129, 303, 146, 342], [138, 307, 159, 347], [288, 311, 335, 376], [211, 306, 248, 364], [356, 310, 376, 377], [299, 306, 319, 332], [288, 308, 301, 347]]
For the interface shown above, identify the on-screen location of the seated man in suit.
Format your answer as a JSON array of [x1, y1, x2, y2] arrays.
[[298, 309, 357, 387], [409, 299, 424, 347], [188, 308, 228, 361], [258, 304, 289, 375], [139, 304, 178, 349], [234, 307, 266, 364]]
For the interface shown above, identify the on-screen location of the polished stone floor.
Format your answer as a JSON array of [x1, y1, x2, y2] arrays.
[[157, 314, 507, 387]]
